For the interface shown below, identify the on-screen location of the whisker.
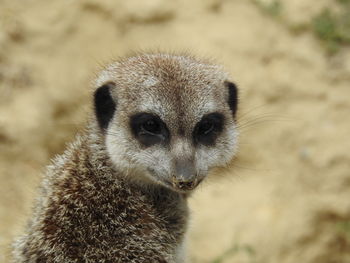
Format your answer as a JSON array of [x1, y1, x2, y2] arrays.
[[237, 103, 272, 120], [237, 114, 293, 131], [238, 113, 292, 124]]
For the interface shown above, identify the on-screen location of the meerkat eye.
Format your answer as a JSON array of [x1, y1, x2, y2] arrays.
[[197, 120, 215, 135], [193, 112, 224, 146], [141, 119, 161, 134], [130, 113, 170, 147]]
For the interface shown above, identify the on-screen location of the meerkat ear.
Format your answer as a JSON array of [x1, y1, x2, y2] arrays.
[[94, 82, 117, 130], [225, 81, 238, 116]]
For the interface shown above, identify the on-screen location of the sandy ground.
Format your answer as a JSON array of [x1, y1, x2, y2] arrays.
[[1, 0, 350, 262]]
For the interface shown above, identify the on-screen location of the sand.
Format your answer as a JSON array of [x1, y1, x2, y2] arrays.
[[0, 0, 349, 262]]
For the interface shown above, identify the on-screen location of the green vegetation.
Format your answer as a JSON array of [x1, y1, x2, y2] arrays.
[[252, 0, 282, 17], [312, 3, 350, 54], [336, 220, 350, 241], [252, 0, 350, 54], [337, 0, 350, 5], [211, 243, 256, 263]]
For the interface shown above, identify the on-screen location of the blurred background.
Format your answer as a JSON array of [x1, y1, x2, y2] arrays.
[[1, 0, 350, 262]]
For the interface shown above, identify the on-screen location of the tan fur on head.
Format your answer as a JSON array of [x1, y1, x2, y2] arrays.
[[96, 53, 238, 192]]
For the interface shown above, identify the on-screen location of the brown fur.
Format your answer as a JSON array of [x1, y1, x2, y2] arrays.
[[13, 53, 238, 262], [14, 124, 188, 262]]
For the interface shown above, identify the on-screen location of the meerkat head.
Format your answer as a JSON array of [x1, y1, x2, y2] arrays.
[[93, 53, 238, 193]]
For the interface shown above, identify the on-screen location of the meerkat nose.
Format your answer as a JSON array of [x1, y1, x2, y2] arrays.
[[176, 180, 196, 190], [173, 159, 198, 190], [175, 159, 195, 181]]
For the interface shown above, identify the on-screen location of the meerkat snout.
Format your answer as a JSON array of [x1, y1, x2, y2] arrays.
[[95, 54, 239, 193], [171, 158, 197, 191]]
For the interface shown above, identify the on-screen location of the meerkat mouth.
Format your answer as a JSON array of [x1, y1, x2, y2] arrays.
[[147, 168, 202, 193], [171, 176, 199, 192]]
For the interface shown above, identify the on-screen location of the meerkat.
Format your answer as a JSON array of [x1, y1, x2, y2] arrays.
[[12, 53, 239, 263]]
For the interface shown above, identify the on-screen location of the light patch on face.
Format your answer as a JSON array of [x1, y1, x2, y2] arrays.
[[142, 76, 159, 88], [105, 122, 138, 176], [94, 63, 119, 87], [195, 123, 239, 175], [193, 99, 218, 120], [171, 138, 193, 159], [137, 148, 173, 184], [138, 97, 167, 119], [105, 118, 174, 185]]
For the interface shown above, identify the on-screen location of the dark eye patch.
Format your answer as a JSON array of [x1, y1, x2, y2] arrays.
[[193, 112, 225, 146], [130, 113, 170, 147]]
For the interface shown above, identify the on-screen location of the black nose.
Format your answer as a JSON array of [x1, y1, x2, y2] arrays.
[[172, 177, 199, 191], [175, 180, 196, 190]]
